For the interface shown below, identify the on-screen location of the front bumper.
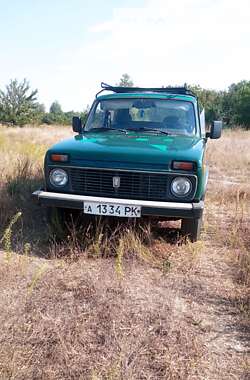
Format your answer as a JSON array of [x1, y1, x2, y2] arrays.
[[32, 190, 204, 219]]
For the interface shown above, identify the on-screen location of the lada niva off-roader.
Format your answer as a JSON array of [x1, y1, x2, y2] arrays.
[[33, 83, 222, 241]]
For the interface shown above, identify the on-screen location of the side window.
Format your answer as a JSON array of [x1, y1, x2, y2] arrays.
[[91, 103, 115, 128], [91, 102, 104, 128]]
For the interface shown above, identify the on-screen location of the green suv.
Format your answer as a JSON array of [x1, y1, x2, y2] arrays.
[[33, 83, 222, 241]]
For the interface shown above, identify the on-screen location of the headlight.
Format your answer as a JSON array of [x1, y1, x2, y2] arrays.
[[171, 177, 192, 197], [49, 168, 68, 187]]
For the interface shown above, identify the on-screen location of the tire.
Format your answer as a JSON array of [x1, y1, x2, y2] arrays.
[[181, 217, 202, 242]]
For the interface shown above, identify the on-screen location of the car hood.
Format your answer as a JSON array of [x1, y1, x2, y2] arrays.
[[47, 132, 204, 170]]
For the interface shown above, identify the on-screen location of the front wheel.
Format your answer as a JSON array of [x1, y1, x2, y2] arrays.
[[181, 217, 202, 242]]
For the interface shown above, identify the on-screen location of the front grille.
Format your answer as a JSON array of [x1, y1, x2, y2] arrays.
[[69, 168, 171, 201]]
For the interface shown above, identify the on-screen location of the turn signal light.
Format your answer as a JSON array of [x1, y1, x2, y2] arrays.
[[172, 161, 195, 171], [50, 154, 69, 162]]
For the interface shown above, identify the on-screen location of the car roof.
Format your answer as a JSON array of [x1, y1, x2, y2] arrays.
[[95, 82, 197, 104], [97, 92, 197, 103]]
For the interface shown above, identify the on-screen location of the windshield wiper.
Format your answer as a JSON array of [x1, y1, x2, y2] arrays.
[[127, 127, 170, 136], [87, 128, 128, 134]]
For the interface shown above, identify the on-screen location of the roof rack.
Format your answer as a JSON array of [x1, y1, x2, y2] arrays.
[[96, 82, 197, 98]]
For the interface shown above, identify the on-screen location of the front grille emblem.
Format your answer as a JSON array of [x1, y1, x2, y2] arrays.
[[113, 176, 120, 189]]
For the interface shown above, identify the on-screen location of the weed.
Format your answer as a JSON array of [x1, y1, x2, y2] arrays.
[[27, 263, 48, 294], [19, 242, 31, 275], [0, 211, 22, 261], [162, 257, 171, 273], [23, 242, 31, 257], [115, 238, 124, 277], [88, 222, 106, 258]]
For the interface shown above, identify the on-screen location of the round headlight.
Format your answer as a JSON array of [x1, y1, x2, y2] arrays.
[[171, 177, 192, 197], [49, 168, 68, 187]]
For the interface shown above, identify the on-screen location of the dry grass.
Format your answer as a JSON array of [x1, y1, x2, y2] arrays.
[[0, 125, 71, 248], [0, 255, 205, 380], [0, 125, 250, 379], [206, 128, 250, 182]]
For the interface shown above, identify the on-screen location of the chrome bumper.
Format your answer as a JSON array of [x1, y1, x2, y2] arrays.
[[32, 190, 204, 219]]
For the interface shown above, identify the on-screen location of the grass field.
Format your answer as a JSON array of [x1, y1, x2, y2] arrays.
[[0, 125, 249, 379]]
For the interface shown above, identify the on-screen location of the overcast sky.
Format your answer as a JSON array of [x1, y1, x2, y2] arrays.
[[0, 0, 249, 111]]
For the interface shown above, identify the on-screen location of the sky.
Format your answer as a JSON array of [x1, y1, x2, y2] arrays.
[[0, 0, 249, 111]]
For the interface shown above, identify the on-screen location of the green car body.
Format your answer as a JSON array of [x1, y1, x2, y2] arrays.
[[33, 85, 222, 241]]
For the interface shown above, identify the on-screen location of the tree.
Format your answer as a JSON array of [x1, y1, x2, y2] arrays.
[[226, 81, 250, 128], [63, 110, 88, 125], [0, 79, 40, 126], [188, 85, 224, 124], [50, 101, 63, 114], [42, 101, 89, 126], [42, 101, 65, 124], [118, 73, 134, 87]]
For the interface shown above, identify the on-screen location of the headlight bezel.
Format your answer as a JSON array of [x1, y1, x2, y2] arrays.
[[170, 176, 192, 198], [49, 168, 68, 187]]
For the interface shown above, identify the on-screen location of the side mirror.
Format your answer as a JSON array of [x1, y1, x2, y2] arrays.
[[206, 121, 222, 139], [72, 116, 83, 133]]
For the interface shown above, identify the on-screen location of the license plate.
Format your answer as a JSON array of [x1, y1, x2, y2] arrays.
[[84, 202, 141, 218]]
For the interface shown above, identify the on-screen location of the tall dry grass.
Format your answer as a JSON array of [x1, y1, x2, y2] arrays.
[[206, 128, 250, 182], [0, 125, 71, 249], [0, 124, 249, 288], [0, 125, 249, 379]]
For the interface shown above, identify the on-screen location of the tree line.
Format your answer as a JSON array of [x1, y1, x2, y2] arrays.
[[189, 82, 250, 128], [0, 79, 88, 127], [0, 74, 249, 129]]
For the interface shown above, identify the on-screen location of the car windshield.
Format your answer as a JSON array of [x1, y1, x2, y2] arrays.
[[85, 98, 197, 136]]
